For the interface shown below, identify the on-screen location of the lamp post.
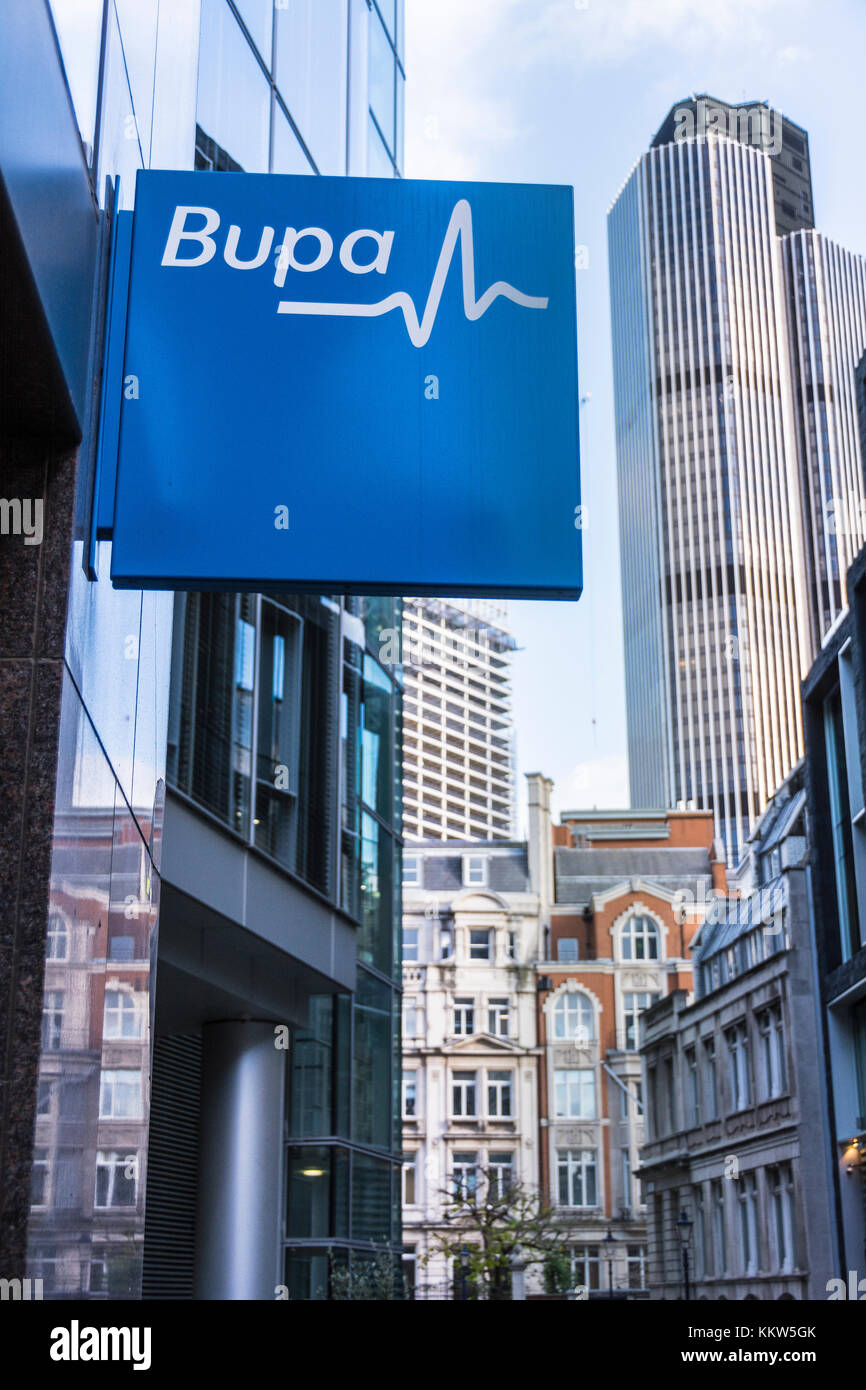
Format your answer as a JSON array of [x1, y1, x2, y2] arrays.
[[459, 1246, 469, 1302], [602, 1227, 616, 1299], [676, 1208, 693, 1302]]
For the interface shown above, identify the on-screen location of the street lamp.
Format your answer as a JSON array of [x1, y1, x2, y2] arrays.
[[459, 1246, 469, 1302], [601, 1226, 616, 1299], [676, 1208, 694, 1302]]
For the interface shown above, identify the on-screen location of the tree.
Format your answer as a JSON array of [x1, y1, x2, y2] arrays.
[[425, 1173, 575, 1301], [326, 1245, 406, 1301]]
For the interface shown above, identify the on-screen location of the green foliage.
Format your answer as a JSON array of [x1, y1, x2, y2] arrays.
[[326, 1245, 405, 1301], [543, 1248, 572, 1296]]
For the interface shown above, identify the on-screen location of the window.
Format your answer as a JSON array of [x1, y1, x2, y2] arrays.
[[463, 855, 487, 886], [402, 1155, 417, 1207], [403, 855, 421, 887], [94, 1152, 138, 1208], [109, 935, 135, 962], [712, 1179, 727, 1275], [36, 1080, 52, 1117], [557, 937, 579, 963], [553, 991, 594, 1042], [621, 1147, 632, 1208], [452, 1072, 477, 1117], [757, 1004, 787, 1099], [854, 998, 866, 1126], [569, 1245, 600, 1292], [452, 1152, 478, 1198], [487, 998, 510, 1037], [403, 1002, 419, 1037], [506, 931, 517, 961], [703, 1037, 718, 1120], [823, 684, 860, 961], [554, 1069, 596, 1119], [685, 1047, 701, 1127], [620, 916, 660, 960], [622, 992, 660, 1051], [402, 1072, 416, 1117], [488, 1152, 514, 1198], [402, 927, 418, 963], [487, 1070, 512, 1118], [454, 998, 475, 1036], [46, 912, 68, 961], [694, 1187, 708, 1278], [726, 1023, 752, 1111], [402, 1246, 417, 1299], [557, 1149, 598, 1207], [737, 1173, 759, 1275], [98, 1070, 143, 1120], [469, 930, 491, 960], [31, 1148, 49, 1207], [626, 1245, 647, 1289], [768, 1164, 795, 1271], [41, 991, 64, 1051], [439, 924, 454, 960], [103, 988, 142, 1040]]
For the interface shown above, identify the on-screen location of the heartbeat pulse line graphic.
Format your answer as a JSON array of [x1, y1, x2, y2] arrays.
[[276, 198, 549, 347]]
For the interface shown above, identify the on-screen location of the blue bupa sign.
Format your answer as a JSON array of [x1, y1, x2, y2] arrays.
[[110, 171, 581, 597]]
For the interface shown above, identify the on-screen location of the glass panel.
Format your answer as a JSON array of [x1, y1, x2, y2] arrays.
[[114, 0, 161, 159], [362, 655, 393, 821], [352, 1151, 391, 1241], [197, 0, 270, 171], [255, 602, 301, 867], [359, 812, 393, 973], [272, 103, 316, 173], [367, 114, 394, 178], [275, 0, 348, 173], [368, 7, 395, 154], [289, 995, 334, 1136], [48, 0, 105, 151], [234, 0, 273, 64], [287, 1146, 345, 1237], [353, 969, 392, 1148]]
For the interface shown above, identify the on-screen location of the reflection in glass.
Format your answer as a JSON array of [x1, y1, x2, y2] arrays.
[[197, 0, 270, 171], [275, 0, 348, 173], [47, 0, 105, 151], [368, 7, 395, 155], [353, 970, 392, 1148]]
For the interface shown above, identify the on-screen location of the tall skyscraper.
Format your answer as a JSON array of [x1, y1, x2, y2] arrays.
[[610, 96, 866, 861], [783, 232, 866, 641], [401, 597, 518, 842]]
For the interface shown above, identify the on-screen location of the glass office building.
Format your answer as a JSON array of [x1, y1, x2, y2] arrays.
[[0, 0, 405, 1300]]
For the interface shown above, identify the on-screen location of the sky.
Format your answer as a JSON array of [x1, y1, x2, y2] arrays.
[[404, 0, 866, 833]]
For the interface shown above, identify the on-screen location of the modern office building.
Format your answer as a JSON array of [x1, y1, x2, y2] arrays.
[[801, 544, 866, 1287], [783, 233, 866, 643], [401, 597, 518, 843], [1, 0, 406, 1301], [610, 97, 866, 863], [639, 767, 837, 1300], [531, 777, 723, 1296], [401, 835, 541, 1298]]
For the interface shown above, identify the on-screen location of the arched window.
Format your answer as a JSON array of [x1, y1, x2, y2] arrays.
[[620, 916, 659, 961], [553, 992, 594, 1042], [47, 912, 68, 961]]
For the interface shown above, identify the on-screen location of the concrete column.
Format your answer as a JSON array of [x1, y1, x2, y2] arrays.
[[195, 1021, 285, 1300]]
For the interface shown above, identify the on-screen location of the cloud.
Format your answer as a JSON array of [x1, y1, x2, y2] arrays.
[[405, 0, 805, 178]]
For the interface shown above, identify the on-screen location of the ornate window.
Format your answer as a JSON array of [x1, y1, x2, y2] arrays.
[[620, 915, 660, 961], [552, 991, 595, 1042]]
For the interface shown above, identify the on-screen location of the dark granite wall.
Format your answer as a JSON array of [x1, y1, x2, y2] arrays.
[[0, 437, 77, 1274]]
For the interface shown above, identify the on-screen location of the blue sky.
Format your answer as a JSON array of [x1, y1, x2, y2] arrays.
[[404, 0, 866, 830]]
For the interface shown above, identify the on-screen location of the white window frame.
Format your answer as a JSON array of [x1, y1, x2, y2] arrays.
[[557, 1148, 598, 1208], [726, 1022, 752, 1111], [41, 990, 64, 1051], [487, 997, 510, 1037], [402, 926, 419, 963], [402, 1154, 418, 1207], [463, 855, 488, 887], [46, 912, 68, 961], [737, 1172, 759, 1276], [453, 997, 475, 1036], [452, 1152, 478, 1198], [488, 1151, 514, 1198], [620, 915, 660, 961], [94, 1151, 138, 1209], [622, 991, 659, 1051], [554, 1068, 596, 1119], [553, 991, 594, 1042], [103, 986, 142, 1040], [486, 1069, 513, 1118], [758, 1003, 787, 1100], [403, 855, 421, 887], [98, 1069, 143, 1120], [452, 1070, 477, 1118], [469, 929, 491, 961], [402, 1071, 417, 1117]]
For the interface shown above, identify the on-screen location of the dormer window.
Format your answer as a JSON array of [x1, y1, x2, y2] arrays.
[[403, 855, 421, 886], [463, 854, 488, 887]]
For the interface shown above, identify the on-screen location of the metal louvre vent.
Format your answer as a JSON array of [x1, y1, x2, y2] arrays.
[[142, 1034, 202, 1299]]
